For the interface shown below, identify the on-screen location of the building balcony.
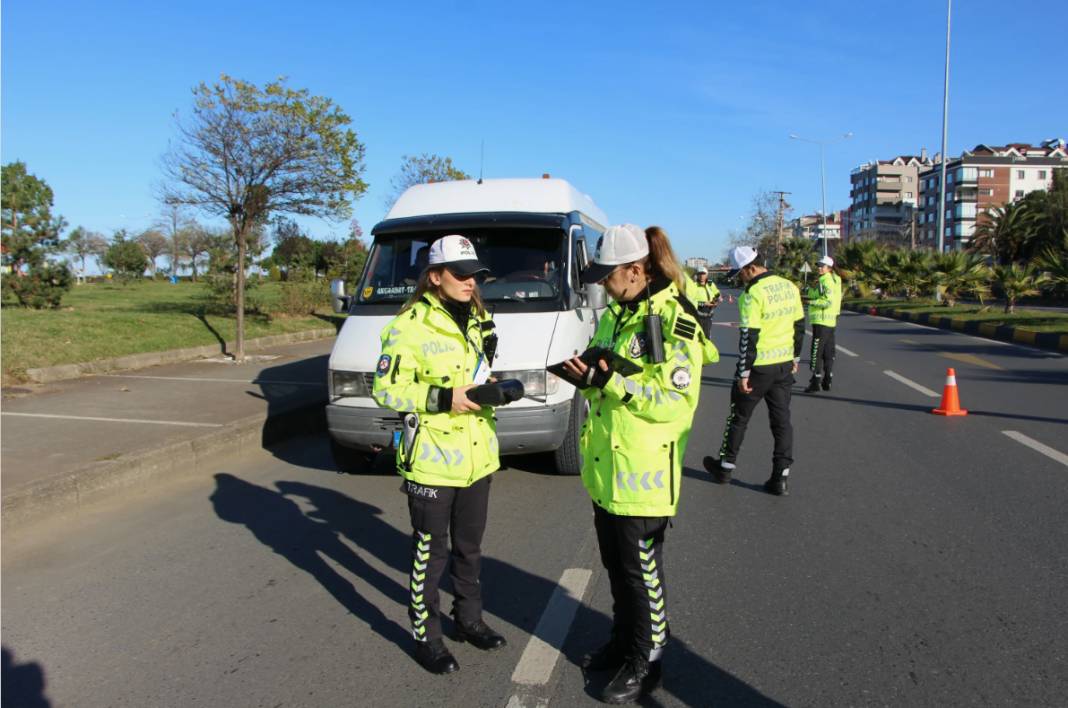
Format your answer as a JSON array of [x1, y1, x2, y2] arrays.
[[876, 180, 903, 191]]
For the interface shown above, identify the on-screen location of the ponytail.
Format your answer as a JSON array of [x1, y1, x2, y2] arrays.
[[644, 226, 686, 291]]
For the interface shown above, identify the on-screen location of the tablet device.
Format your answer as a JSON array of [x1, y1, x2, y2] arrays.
[[546, 347, 642, 386]]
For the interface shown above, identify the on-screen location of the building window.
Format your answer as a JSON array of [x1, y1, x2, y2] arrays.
[[983, 188, 994, 197], [906, 192, 913, 199], [1038, 170, 1047, 180], [979, 169, 993, 178], [1017, 170, 1025, 179], [906, 176, 914, 183], [1015, 190, 1024, 199]]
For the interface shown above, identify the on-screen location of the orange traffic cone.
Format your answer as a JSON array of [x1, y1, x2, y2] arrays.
[[932, 368, 968, 416]]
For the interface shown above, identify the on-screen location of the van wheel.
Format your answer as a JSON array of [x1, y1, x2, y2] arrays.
[[330, 438, 375, 474], [553, 390, 588, 476]]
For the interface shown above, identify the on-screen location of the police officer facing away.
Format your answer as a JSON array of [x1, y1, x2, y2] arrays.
[[804, 255, 843, 393], [703, 246, 804, 496], [564, 224, 716, 704], [372, 235, 506, 674]]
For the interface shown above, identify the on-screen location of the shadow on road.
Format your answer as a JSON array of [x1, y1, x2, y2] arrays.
[[1, 647, 51, 708], [567, 604, 784, 707], [860, 326, 1063, 360], [681, 466, 769, 494], [796, 392, 1068, 426]]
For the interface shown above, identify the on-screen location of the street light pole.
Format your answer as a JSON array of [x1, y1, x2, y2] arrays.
[[790, 132, 853, 258], [936, 0, 952, 254]]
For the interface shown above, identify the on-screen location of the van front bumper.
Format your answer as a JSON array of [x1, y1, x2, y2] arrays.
[[326, 400, 571, 455]]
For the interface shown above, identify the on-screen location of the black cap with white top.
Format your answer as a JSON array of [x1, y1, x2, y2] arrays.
[[580, 223, 649, 284], [427, 234, 490, 276]]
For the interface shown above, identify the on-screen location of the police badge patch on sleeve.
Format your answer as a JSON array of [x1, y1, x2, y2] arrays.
[[629, 332, 647, 358], [376, 354, 392, 376], [671, 366, 691, 390]]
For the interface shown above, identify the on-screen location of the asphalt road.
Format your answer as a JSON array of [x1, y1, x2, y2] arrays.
[[4, 296, 1066, 707]]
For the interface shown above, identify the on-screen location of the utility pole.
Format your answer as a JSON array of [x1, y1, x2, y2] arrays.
[[772, 190, 791, 260], [937, 0, 952, 253]]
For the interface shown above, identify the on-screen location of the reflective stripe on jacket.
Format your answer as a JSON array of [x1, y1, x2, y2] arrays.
[[579, 281, 716, 517], [372, 292, 499, 487]]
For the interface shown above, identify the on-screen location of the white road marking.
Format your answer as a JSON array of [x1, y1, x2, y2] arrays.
[[1002, 431, 1068, 468], [104, 374, 324, 386], [1, 412, 223, 428], [837, 345, 859, 357], [505, 696, 549, 708], [510, 568, 592, 686], [883, 370, 940, 398]]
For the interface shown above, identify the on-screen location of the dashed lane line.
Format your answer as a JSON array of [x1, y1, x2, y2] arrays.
[[805, 330, 858, 357], [1002, 431, 1068, 468], [1, 412, 224, 428], [509, 568, 592, 687], [883, 370, 940, 398]]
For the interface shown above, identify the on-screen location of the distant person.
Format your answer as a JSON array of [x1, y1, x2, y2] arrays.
[[704, 246, 804, 496], [403, 245, 431, 286], [565, 224, 716, 704], [685, 266, 722, 338], [372, 235, 506, 675], [804, 255, 843, 393]]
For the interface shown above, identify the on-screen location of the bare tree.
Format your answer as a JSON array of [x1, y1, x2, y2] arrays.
[[386, 153, 469, 209], [155, 204, 193, 276], [182, 222, 213, 281], [65, 226, 108, 281], [161, 74, 367, 360], [136, 229, 168, 275]]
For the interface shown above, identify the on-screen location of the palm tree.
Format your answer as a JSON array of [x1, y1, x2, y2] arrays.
[[896, 249, 933, 300], [835, 241, 879, 296], [775, 237, 816, 284], [1038, 238, 1068, 297], [931, 251, 990, 307], [969, 201, 1038, 264], [991, 263, 1049, 314]]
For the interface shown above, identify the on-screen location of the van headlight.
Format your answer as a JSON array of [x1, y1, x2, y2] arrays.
[[493, 369, 558, 397], [330, 370, 371, 398]]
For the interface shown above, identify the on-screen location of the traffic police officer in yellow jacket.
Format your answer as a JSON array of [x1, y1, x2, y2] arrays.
[[563, 224, 717, 704], [685, 265, 722, 338], [372, 235, 506, 675], [804, 255, 843, 392], [704, 246, 804, 496]]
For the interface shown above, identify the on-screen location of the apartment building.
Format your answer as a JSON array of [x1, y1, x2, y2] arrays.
[[845, 152, 932, 244], [791, 212, 843, 242], [917, 139, 1067, 250]]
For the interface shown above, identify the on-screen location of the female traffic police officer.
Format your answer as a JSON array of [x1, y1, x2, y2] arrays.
[[563, 224, 717, 704], [372, 234, 506, 675], [804, 255, 843, 392]]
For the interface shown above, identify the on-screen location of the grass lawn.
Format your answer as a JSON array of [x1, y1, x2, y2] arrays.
[[1, 280, 341, 381], [846, 297, 1068, 334]]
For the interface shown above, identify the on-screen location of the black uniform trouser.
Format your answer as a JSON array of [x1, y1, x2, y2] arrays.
[[809, 324, 836, 381], [405, 475, 491, 642], [593, 503, 670, 662], [718, 361, 794, 474], [697, 305, 716, 339]]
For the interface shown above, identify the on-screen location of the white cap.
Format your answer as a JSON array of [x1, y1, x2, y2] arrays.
[[727, 246, 758, 276], [581, 224, 649, 284], [817, 255, 835, 267], [427, 235, 489, 276], [696, 265, 709, 274]]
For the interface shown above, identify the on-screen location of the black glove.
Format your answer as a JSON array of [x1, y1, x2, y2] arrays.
[[466, 379, 525, 406]]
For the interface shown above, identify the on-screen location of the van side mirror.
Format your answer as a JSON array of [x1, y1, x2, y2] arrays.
[[584, 283, 606, 309], [330, 279, 351, 313]]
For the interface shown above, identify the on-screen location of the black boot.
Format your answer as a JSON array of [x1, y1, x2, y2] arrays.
[[804, 377, 821, 393], [821, 376, 832, 391], [581, 636, 627, 672], [763, 470, 789, 496], [702, 457, 732, 484], [455, 618, 507, 650], [602, 656, 662, 704], [414, 638, 459, 674]]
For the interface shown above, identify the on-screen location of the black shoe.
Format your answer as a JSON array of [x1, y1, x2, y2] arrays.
[[581, 638, 627, 672], [763, 474, 789, 496], [702, 457, 732, 484], [455, 618, 507, 650], [821, 378, 832, 391], [414, 638, 459, 674], [804, 379, 821, 393], [602, 657, 662, 704]]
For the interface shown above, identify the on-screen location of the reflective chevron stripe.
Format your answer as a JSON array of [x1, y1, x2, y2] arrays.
[[411, 531, 433, 641], [637, 535, 668, 655]]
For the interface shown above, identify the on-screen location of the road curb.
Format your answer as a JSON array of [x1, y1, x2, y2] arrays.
[[22, 327, 338, 384], [844, 302, 1068, 354], [0, 399, 328, 532]]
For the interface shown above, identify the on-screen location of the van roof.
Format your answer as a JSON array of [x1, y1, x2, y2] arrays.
[[385, 178, 608, 228]]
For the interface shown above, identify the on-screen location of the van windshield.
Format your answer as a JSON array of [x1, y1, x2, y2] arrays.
[[355, 227, 566, 309]]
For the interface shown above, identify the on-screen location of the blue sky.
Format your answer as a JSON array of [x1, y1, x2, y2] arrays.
[[3, 0, 1066, 267]]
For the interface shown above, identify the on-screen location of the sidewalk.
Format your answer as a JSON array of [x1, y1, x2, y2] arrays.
[[1, 338, 334, 529]]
